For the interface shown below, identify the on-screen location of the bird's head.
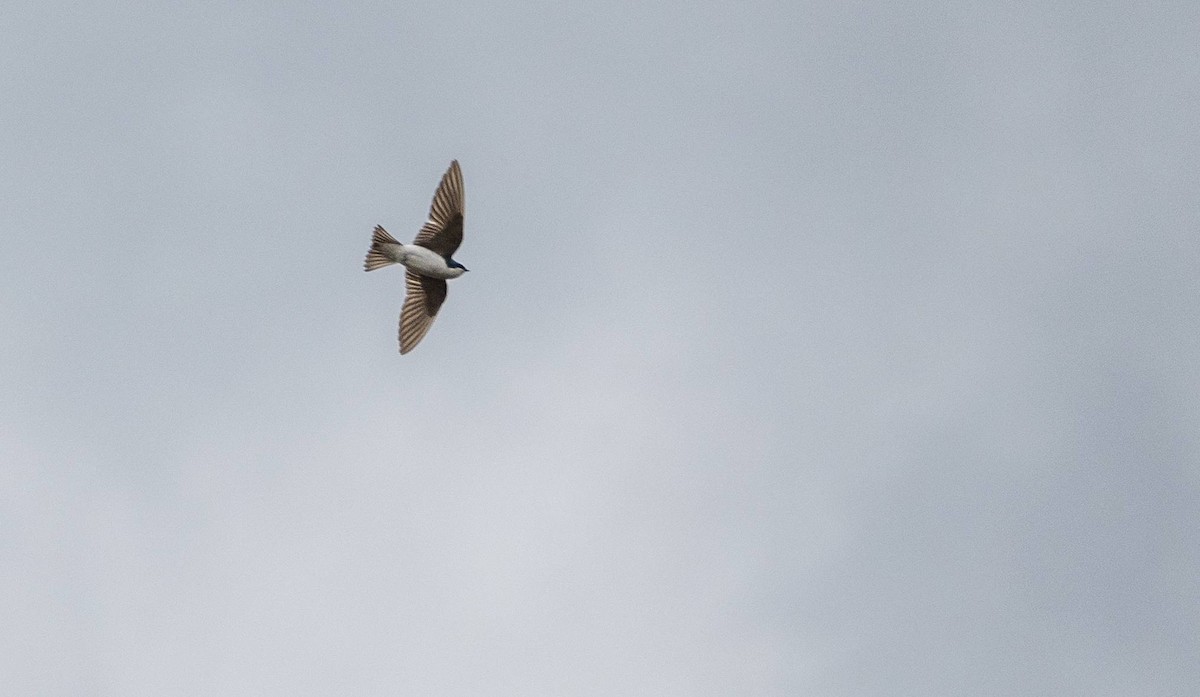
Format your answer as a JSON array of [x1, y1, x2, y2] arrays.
[[448, 258, 469, 272]]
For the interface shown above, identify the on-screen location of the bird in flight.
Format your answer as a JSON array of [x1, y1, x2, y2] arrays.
[[365, 160, 467, 354]]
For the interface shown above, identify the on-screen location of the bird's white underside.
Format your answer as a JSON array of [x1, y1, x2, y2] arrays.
[[383, 243, 466, 280]]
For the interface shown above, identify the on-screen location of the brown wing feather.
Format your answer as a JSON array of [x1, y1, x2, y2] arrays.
[[412, 160, 464, 257], [399, 272, 448, 354]]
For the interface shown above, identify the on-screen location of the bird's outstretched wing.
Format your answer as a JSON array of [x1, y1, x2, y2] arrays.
[[399, 272, 448, 354], [412, 160, 464, 257]]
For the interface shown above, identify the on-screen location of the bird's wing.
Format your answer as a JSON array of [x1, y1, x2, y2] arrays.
[[412, 160, 464, 257], [399, 272, 448, 354]]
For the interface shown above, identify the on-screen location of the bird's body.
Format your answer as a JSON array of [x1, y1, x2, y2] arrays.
[[373, 242, 467, 280], [365, 160, 468, 354]]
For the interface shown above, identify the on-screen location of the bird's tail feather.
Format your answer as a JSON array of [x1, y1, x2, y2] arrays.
[[364, 225, 400, 271]]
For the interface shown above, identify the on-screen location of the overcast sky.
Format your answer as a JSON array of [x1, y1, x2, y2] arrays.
[[2, 1, 1198, 695]]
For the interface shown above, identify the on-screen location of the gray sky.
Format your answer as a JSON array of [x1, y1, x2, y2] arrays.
[[3, 1, 1198, 695]]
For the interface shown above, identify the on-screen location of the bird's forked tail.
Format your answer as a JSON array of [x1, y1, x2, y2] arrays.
[[364, 225, 401, 271]]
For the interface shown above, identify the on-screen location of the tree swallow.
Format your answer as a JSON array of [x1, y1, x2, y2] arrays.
[[364, 160, 467, 354]]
